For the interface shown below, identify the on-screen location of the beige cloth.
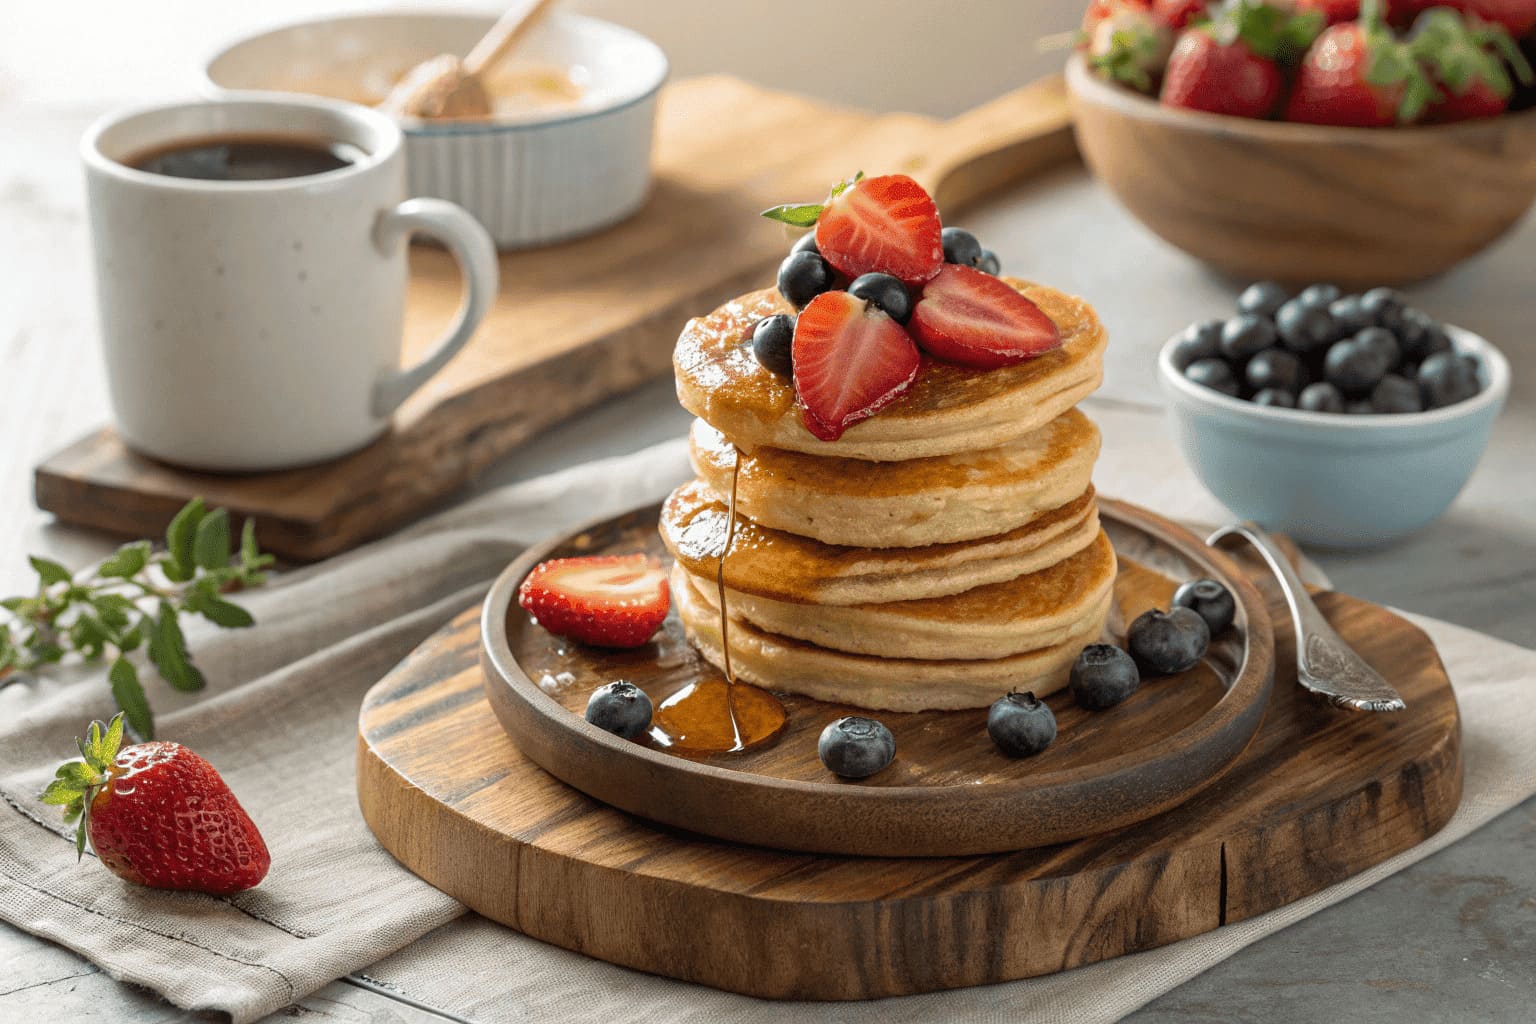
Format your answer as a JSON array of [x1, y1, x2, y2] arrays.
[[0, 410, 1532, 1023]]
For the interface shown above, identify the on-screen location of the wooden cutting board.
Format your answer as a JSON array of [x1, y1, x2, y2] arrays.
[[355, 506, 1462, 999], [34, 74, 1077, 562]]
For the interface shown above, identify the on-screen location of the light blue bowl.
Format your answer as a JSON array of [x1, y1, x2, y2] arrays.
[[1157, 327, 1509, 548]]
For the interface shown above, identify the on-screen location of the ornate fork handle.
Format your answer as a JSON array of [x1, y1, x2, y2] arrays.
[[1208, 522, 1406, 713]]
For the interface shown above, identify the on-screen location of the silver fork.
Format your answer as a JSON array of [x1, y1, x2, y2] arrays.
[[1207, 522, 1406, 713]]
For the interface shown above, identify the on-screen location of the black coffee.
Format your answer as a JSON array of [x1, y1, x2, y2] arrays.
[[127, 134, 365, 181]]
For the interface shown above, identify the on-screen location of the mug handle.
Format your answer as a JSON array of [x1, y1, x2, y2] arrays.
[[371, 198, 499, 417]]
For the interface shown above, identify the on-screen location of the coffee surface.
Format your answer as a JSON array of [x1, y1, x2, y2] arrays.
[[127, 134, 363, 181]]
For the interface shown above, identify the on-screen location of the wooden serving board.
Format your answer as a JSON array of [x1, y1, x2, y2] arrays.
[[476, 499, 1276, 857], [356, 507, 1462, 1000], [35, 74, 1077, 562]]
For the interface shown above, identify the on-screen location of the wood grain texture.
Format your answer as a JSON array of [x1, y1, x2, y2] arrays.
[[356, 506, 1461, 1000], [33, 74, 1077, 562], [477, 499, 1275, 856], [1065, 56, 1536, 287]]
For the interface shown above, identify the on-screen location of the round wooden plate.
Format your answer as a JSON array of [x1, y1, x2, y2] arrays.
[[478, 498, 1275, 856]]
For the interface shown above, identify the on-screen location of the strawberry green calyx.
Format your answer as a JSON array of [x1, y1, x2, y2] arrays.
[[1216, 0, 1325, 64], [1411, 8, 1534, 98], [1363, 24, 1439, 122], [39, 713, 125, 859], [1090, 21, 1167, 92], [760, 171, 864, 228]]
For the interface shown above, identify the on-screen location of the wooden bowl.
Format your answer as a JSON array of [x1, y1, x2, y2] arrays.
[[1065, 55, 1536, 286]]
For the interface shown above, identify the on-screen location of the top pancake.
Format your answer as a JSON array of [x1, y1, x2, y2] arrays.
[[673, 278, 1107, 461]]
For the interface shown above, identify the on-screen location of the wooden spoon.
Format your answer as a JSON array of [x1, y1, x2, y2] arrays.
[[383, 0, 559, 120]]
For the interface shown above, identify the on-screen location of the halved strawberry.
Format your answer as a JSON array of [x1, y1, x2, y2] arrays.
[[813, 174, 943, 286], [908, 266, 1062, 369], [517, 554, 669, 648], [792, 290, 920, 441]]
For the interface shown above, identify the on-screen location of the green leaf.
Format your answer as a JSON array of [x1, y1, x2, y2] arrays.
[[187, 590, 255, 629], [28, 643, 65, 666], [760, 202, 824, 229], [192, 508, 231, 571], [91, 594, 135, 631], [76, 817, 88, 859], [147, 603, 204, 692], [69, 614, 111, 659], [117, 623, 144, 653], [29, 556, 72, 587], [164, 498, 207, 583], [241, 519, 261, 566], [109, 658, 154, 740], [98, 541, 151, 579], [40, 776, 85, 805], [99, 712, 125, 764], [1, 596, 31, 613]]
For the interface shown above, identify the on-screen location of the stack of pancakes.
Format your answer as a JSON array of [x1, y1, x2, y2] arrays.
[[661, 278, 1113, 711]]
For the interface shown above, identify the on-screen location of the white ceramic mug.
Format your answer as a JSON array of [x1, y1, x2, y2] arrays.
[[82, 96, 498, 471]]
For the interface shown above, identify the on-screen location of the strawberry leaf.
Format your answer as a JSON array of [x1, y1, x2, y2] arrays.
[[41, 774, 87, 804], [109, 657, 154, 741], [761, 203, 824, 228]]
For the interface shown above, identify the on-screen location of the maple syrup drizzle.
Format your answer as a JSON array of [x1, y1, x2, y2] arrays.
[[652, 447, 786, 754]]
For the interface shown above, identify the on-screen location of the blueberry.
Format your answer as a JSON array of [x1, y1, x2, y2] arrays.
[[1329, 295, 1373, 335], [751, 314, 795, 377], [1275, 299, 1338, 355], [987, 691, 1057, 757], [1370, 373, 1423, 414], [1069, 643, 1141, 710], [1396, 309, 1452, 363], [1361, 287, 1407, 330], [1237, 281, 1290, 319], [1324, 339, 1390, 396], [1127, 607, 1210, 676], [1170, 319, 1223, 370], [1346, 399, 1377, 415], [1245, 348, 1306, 395], [818, 716, 896, 779], [1418, 351, 1481, 409], [1220, 314, 1278, 363], [777, 250, 834, 309], [847, 272, 913, 324], [790, 232, 821, 258], [977, 248, 1001, 275], [1298, 381, 1346, 413], [1354, 326, 1401, 371], [1185, 357, 1240, 397], [940, 226, 983, 268], [584, 681, 653, 740], [1172, 578, 1236, 634], [1253, 388, 1296, 407], [1299, 283, 1342, 308]]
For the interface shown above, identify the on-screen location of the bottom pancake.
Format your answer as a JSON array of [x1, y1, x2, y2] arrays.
[[680, 530, 1116, 661], [674, 568, 1110, 711]]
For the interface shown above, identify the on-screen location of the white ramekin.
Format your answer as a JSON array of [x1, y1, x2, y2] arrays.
[[205, 11, 667, 249]]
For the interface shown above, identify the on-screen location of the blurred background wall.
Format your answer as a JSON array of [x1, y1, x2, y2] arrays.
[[1, 0, 1085, 114]]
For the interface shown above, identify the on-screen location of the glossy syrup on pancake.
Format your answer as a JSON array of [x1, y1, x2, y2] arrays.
[[650, 450, 786, 754]]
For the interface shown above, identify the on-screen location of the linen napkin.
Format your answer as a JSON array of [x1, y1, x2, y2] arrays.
[[0, 402, 1531, 1024]]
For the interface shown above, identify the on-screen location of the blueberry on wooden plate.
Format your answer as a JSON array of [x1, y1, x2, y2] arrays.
[[1173, 578, 1236, 634], [1127, 607, 1210, 676], [585, 680, 653, 740], [818, 716, 895, 779], [751, 314, 795, 377], [986, 691, 1057, 757], [1069, 643, 1141, 710]]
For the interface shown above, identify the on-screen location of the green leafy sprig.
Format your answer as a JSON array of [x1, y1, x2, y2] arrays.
[[760, 170, 864, 228], [39, 712, 126, 858], [0, 499, 273, 740]]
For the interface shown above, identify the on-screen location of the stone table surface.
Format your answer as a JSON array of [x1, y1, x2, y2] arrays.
[[2, 4, 1534, 1022]]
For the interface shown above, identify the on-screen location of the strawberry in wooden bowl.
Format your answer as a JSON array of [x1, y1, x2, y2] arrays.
[[1066, 0, 1536, 284]]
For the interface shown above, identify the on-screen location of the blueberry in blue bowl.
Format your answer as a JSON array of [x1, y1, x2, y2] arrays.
[[1159, 282, 1509, 547]]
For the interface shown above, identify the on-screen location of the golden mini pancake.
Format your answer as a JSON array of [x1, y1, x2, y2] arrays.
[[688, 409, 1101, 548], [660, 481, 1101, 605], [673, 569, 1107, 711], [673, 279, 1106, 462], [677, 530, 1116, 661]]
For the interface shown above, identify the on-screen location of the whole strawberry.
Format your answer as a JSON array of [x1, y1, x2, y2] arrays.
[[1082, 0, 1176, 93], [1286, 0, 1436, 124], [1409, 7, 1535, 121], [41, 714, 269, 894], [1162, 2, 1323, 117]]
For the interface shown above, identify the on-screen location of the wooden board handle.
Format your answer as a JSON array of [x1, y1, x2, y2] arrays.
[[914, 74, 1077, 214]]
